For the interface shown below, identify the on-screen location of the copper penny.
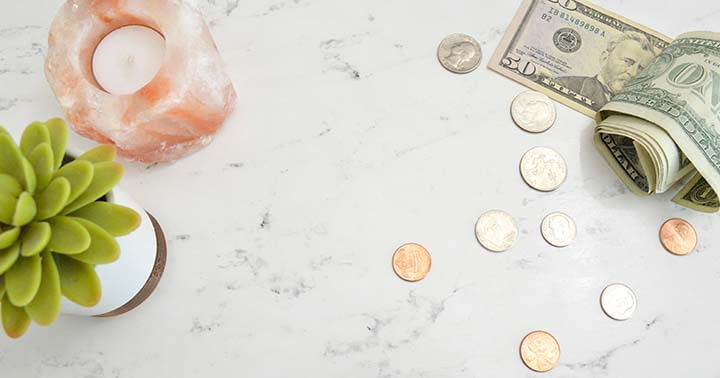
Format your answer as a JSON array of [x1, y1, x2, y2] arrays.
[[659, 218, 697, 256], [392, 243, 431, 282], [520, 330, 560, 372]]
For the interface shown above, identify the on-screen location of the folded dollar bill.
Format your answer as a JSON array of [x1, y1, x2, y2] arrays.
[[596, 32, 720, 212]]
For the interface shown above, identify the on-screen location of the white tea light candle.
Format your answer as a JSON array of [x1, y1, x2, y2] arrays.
[[92, 25, 166, 95]]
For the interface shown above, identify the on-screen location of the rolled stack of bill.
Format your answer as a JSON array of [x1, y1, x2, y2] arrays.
[[595, 32, 720, 212]]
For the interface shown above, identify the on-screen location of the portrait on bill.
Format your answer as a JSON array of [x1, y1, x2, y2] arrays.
[[555, 30, 658, 109]]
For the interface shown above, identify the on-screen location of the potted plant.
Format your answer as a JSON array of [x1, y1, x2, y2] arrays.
[[0, 118, 165, 338]]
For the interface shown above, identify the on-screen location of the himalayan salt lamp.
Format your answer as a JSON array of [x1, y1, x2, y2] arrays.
[[45, 0, 237, 163]]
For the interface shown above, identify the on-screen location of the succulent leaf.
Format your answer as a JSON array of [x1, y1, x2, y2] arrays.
[[20, 158, 37, 194], [5, 254, 42, 307], [54, 160, 94, 204], [0, 135, 22, 178], [36, 177, 71, 220], [56, 254, 101, 307], [0, 174, 22, 197], [25, 251, 60, 326], [0, 192, 16, 224], [76, 145, 116, 164], [11, 192, 37, 226], [45, 118, 68, 170], [70, 202, 140, 237], [62, 162, 123, 214], [0, 135, 35, 192], [28, 143, 54, 191], [0, 275, 4, 299], [20, 122, 51, 159], [68, 218, 120, 265], [0, 242, 20, 276], [47, 216, 91, 255], [0, 126, 9, 139], [0, 227, 20, 250], [1, 295, 30, 339], [20, 222, 51, 257]]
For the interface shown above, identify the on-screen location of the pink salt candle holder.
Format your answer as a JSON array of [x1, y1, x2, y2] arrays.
[[45, 0, 237, 163]]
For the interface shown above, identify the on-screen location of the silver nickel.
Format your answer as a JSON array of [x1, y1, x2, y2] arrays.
[[541, 212, 576, 247], [600, 283, 637, 321], [437, 34, 482, 74], [511, 91, 557, 133], [520, 147, 567, 192], [475, 210, 518, 252]]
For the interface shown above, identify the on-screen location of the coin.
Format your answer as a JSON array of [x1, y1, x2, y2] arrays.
[[659, 218, 697, 256], [392, 243, 431, 282], [519, 147, 567, 192], [437, 33, 482, 74], [600, 283, 637, 321], [519, 330, 560, 372], [511, 91, 557, 133], [541, 212, 576, 247], [475, 210, 518, 252]]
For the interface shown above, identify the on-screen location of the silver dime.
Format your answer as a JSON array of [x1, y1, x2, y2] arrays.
[[541, 212, 576, 247], [437, 33, 482, 74], [519, 147, 567, 192], [475, 210, 518, 252], [600, 283, 637, 321], [511, 91, 557, 133]]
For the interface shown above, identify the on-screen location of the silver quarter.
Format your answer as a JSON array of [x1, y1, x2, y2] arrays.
[[520, 147, 567, 192], [475, 210, 518, 252], [437, 33, 482, 74], [600, 283, 637, 321], [511, 91, 557, 133], [541, 212, 576, 247]]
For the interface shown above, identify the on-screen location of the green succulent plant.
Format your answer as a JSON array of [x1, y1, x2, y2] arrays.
[[0, 118, 140, 338]]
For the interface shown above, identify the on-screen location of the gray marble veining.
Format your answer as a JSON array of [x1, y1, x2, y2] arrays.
[[0, 0, 719, 377]]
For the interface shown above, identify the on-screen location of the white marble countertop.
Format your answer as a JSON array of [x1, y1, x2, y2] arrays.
[[1, 0, 719, 377]]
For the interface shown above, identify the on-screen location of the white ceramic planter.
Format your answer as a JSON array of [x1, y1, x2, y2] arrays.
[[59, 150, 166, 316]]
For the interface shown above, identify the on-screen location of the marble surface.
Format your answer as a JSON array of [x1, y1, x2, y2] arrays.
[[0, 0, 719, 377]]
